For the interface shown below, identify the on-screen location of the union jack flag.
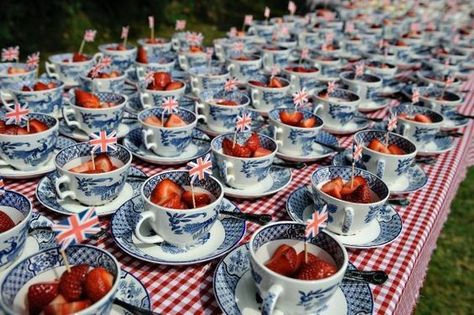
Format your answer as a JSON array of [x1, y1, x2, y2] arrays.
[[175, 20, 186, 31], [355, 62, 364, 77], [325, 32, 334, 43], [293, 88, 309, 108], [186, 32, 204, 46], [229, 27, 238, 37], [279, 25, 290, 38], [89, 130, 118, 154], [84, 30, 97, 42], [187, 154, 212, 184], [235, 113, 252, 132], [446, 75, 454, 86], [89, 63, 103, 78], [412, 88, 420, 104], [26, 52, 40, 69], [264, 7, 270, 18], [233, 41, 245, 53], [121, 26, 129, 39], [5, 103, 29, 125], [161, 96, 179, 114], [410, 23, 420, 33], [145, 71, 155, 85], [345, 21, 354, 33], [224, 77, 238, 92], [244, 15, 253, 26], [305, 205, 328, 238], [444, 58, 450, 70], [352, 143, 363, 162], [270, 65, 280, 77], [148, 16, 155, 29], [206, 47, 214, 59], [387, 115, 398, 132], [52, 208, 101, 250], [389, 99, 400, 107], [301, 48, 309, 60], [327, 81, 336, 94], [378, 39, 387, 50], [1, 46, 19, 62], [288, 1, 296, 14], [0, 177, 5, 196], [99, 56, 113, 68]]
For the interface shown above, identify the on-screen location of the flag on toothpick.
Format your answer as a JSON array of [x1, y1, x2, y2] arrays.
[[99, 56, 113, 68], [305, 205, 328, 238], [26, 52, 40, 69], [1, 46, 19, 62], [187, 154, 212, 184], [52, 208, 101, 250], [244, 15, 253, 26], [355, 62, 364, 77], [387, 115, 398, 131], [186, 32, 204, 46], [446, 75, 454, 86], [224, 77, 238, 92], [327, 81, 336, 95], [353, 143, 363, 162], [84, 30, 97, 42], [325, 32, 334, 43], [235, 113, 252, 132], [175, 20, 186, 31], [264, 7, 270, 19], [300, 48, 309, 61], [345, 21, 354, 33], [292, 88, 309, 108], [89, 63, 103, 78], [0, 177, 5, 196], [270, 65, 280, 78], [412, 88, 420, 104], [145, 71, 155, 86], [206, 47, 214, 59], [161, 96, 179, 114], [233, 41, 245, 53], [121, 26, 129, 39], [288, 1, 297, 15], [148, 16, 155, 29], [89, 130, 118, 154], [5, 103, 29, 125]]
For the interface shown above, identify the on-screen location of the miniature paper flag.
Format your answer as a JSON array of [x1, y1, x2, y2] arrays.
[[0, 177, 5, 196], [412, 88, 420, 103], [264, 7, 270, 18], [175, 20, 186, 31], [145, 71, 155, 85], [89, 63, 103, 78], [5, 103, 29, 125], [325, 32, 334, 43], [279, 25, 290, 37], [355, 62, 364, 77], [187, 154, 212, 184], [235, 113, 252, 132], [288, 1, 296, 14], [446, 75, 454, 86], [327, 81, 336, 94], [148, 16, 155, 29], [301, 48, 309, 59], [99, 56, 113, 68], [244, 15, 253, 26], [229, 27, 238, 37], [427, 21, 435, 30], [352, 143, 363, 162], [378, 39, 386, 50], [89, 130, 118, 154], [186, 32, 204, 46], [206, 47, 214, 60], [305, 205, 328, 238], [387, 115, 398, 131], [271, 65, 281, 77], [84, 30, 97, 42], [345, 21, 354, 33], [52, 208, 101, 250], [453, 34, 460, 44], [26, 52, 40, 69], [224, 77, 238, 92], [389, 99, 400, 107], [293, 88, 309, 108], [161, 96, 179, 114], [121, 26, 129, 39], [1, 46, 19, 62], [233, 41, 245, 53]]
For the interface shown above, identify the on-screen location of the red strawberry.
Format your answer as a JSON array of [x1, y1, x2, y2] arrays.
[[296, 258, 338, 280], [161, 195, 187, 209], [268, 77, 284, 88], [265, 245, 299, 276], [21, 85, 32, 91], [231, 142, 252, 158], [248, 80, 266, 87], [299, 117, 317, 128], [189, 46, 203, 53], [279, 111, 304, 126], [296, 251, 320, 271], [27, 282, 59, 315], [93, 154, 116, 173], [182, 191, 213, 208], [72, 53, 89, 62], [388, 144, 406, 155], [414, 114, 432, 123], [222, 138, 235, 156], [47, 82, 58, 89], [0, 211, 15, 233], [144, 115, 163, 127], [342, 183, 372, 203], [32, 82, 50, 91], [137, 47, 148, 63], [7, 67, 27, 74], [164, 114, 187, 128], [245, 133, 261, 153], [215, 99, 238, 106], [321, 177, 344, 199], [340, 176, 367, 196], [367, 139, 390, 154], [74, 89, 100, 109], [151, 179, 184, 206], [28, 119, 49, 134], [84, 267, 114, 302], [253, 147, 272, 157], [43, 300, 91, 315], [58, 264, 89, 302], [165, 81, 184, 91], [152, 72, 171, 89]]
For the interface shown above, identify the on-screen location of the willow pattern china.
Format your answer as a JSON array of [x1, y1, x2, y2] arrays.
[[46, 53, 102, 87], [248, 75, 290, 112], [178, 51, 207, 71], [0, 62, 37, 90], [188, 66, 230, 95], [340, 71, 382, 103], [98, 44, 137, 72], [79, 70, 126, 93], [282, 64, 321, 93], [135, 56, 177, 79], [139, 79, 186, 108], [261, 45, 291, 71], [226, 55, 262, 82], [137, 38, 173, 56], [313, 88, 361, 128]]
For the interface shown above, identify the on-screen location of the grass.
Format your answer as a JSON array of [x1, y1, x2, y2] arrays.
[[415, 167, 474, 315]]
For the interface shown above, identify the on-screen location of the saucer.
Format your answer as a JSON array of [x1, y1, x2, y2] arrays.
[[323, 119, 369, 135], [213, 243, 374, 315], [35, 166, 147, 216], [275, 131, 340, 162], [123, 128, 211, 165], [111, 196, 246, 265], [286, 186, 403, 249], [357, 98, 389, 113], [112, 270, 151, 315], [417, 135, 455, 156], [0, 136, 76, 179], [441, 112, 469, 131], [213, 166, 292, 199], [59, 120, 140, 141], [197, 113, 265, 138], [332, 149, 428, 195]]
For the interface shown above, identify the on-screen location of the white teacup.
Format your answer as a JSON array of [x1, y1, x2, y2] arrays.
[[178, 51, 207, 71], [282, 64, 321, 94], [135, 54, 176, 80], [139, 79, 186, 109], [248, 75, 290, 112], [0, 63, 37, 90], [98, 44, 137, 72], [137, 38, 172, 57], [340, 71, 382, 102], [79, 70, 126, 93], [226, 55, 262, 82], [46, 53, 102, 87], [188, 66, 230, 95], [313, 88, 360, 127], [261, 45, 291, 71]]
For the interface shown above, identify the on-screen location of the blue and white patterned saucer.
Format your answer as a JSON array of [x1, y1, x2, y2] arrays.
[[323, 119, 369, 135], [416, 135, 455, 156], [213, 243, 374, 315], [275, 131, 340, 162], [440, 112, 469, 131], [332, 149, 428, 195], [111, 196, 246, 265], [0, 136, 76, 179], [286, 186, 403, 249], [213, 166, 292, 199], [35, 166, 147, 216], [59, 120, 139, 141], [112, 270, 151, 315], [357, 98, 390, 113], [123, 128, 211, 165]]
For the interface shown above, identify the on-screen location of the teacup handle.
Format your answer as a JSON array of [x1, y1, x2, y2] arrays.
[[376, 159, 386, 179], [54, 175, 76, 201], [62, 107, 81, 129], [341, 207, 354, 234], [313, 103, 323, 115], [140, 92, 153, 109], [178, 55, 188, 71], [399, 123, 409, 136], [273, 126, 283, 146], [224, 160, 235, 185], [227, 64, 236, 76], [0, 90, 16, 107], [45, 62, 59, 79], [92, 53, 104, 64], [215, 43, 224, 61], [134, 211, 165, 244], [142, 128, 157, 151], [171, 38, 180, 51], [261, 284, 283, 315], [262, 54, 271, 70], [289, 74, 298, 91], [191, 77, 201, 95], [251, 89, 261, 108], [0, 159, 9, 167]]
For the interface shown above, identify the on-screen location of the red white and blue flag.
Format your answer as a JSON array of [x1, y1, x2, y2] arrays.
[[187, 154, 212, 184], [99, 56, 113, 68], [89, 130, 118, 154], [327, 81, 336, 94], [229, 27, 238, 37], [5, 103, 29, 125], [233, 41, 245, 53], [235, 113, 252, 132], [52, 208, 101, 250], [270, 65, 280, 77], [412, 88, 420, 103], [121, 26, 129, 39], [161, 96, 179, 114], [301, 47, 309, 60], [244, 15, 253, 26], [84, 30, 97, 42], [293, 88, 309, 108], [264, 7, 270, 18], [224, 77, 238, 92], [175, 20, 186, 31], [387, 115, 398, 132], [288, 1, 296, 14], [345, 21, 354, 33], [353, 143, 363, 162], [355, 62, 364, 77], [26, 52, 40, 69], [148, 16, 155, 29], [305, 205, 328, 238], [0, 177, 5, 195], [1, 46, 19, 62], [186, 32, 204, 46]]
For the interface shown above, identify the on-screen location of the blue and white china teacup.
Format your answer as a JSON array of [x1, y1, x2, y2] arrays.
[[390, 104, 444, 147], [178, 50, 208, 71], [1, 78, 64, 118], [311, 166, 390, 235], [139, 79, 186, 109], [268, 108, 324, 156], [306, 54, 341, 78], [136, 170, 224, 247], [135, 56, 176, 80], [138, 107, 200, 157], [226, 55, 262, 82], [297, 30, 322, 48], [0, 190, 32, 268], [0, 113, 58, 171], [282, 64, 321, 94], [63, 91, 127, 134], [79, 70, 126, 93], [54, 142, 132, 206], [418, 86, 463, 114], [171, 32, 188, 51], [196, 90, 250, 133], [388, 41, 413, 62], [46, 53, 102, 87], [211, 132, 277, 189], [261, 45, 291, 71], [273, 37, 298, 49], [248, 221, 348, 315], [366, 61, 398, 81], [188, 66, 230, 95], [313, 88, 360, 127], [137, 38, 173, 57], [248, 21, 275, 42], [98, 43, 137, 72], [416, 71, 462, 90], [340, 71, 382, 102], [0, 63, 37, 90], [0, 245, 120, 315], [354, 130, 417, 184], [214, 38, 260, 62], [248, 74, 290, 112]]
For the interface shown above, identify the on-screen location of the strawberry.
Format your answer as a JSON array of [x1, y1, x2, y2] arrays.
[[182, 191, 213, 208], [342, 183, 372, 203], [21, 85, 32, 91], [152, 72, 171, 89], [165, 81, 184, 91], [74, 89, 100, 109], [229, 141, 252, 157], [137, 47, 148, 63], [388, 144, 406, 155], [28, 119, 49, 134], [299, 117, 317, 128], [43, 300, 91, 315], [151, 179, 184, 206], [0, 211, 15, 233], [47, 82, 57, 89], [268, 77, 284, 88], [414, 114, 432, 123], [84, 267, 114, 302], [367, 139, 390, 154], [164, 114, 187, 128], [72, 53, 89, 62], [296, 251, 320, 271], [248, 80, 266, 87], [161, 195, 187, 209], [341, 176, 367, 196], [321, 177, 344, 199], [189, 46, 203, 53], [279, 111, 304, 126], [253, 147, 272, 157], [245, 133, 261, 153], [144, 115, 163, 127], [296, 258, 338, 280], [27, 282, 59, 315], [93, 154, 116, 173], [7, 67, 27, 74], [32, 82, 50, 91], [222, 138, 236, 156], [58, 264, 89, 302], [265, 245, 299, 276], [398, 113, 408, 120], [215, 99, 238, 106]]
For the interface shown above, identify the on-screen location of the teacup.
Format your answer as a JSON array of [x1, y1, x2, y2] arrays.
[[418, 86, 463, 113], [248, 75, 290, 112], [139, 79, 186, 109], [248, 221, 348, 315], [390, 104, 444, 147], [211, 132, 277, 189], [54, 143, 132, 206], [63, 91, 127, 134], [282, 64, 321, 94], [306, 54, 341, 78], [214, 38, 259, 62], [416, 71, 462, 90], [188, 66, 230, 95], [196, 90, 250, 133], [0, 63, 37, 90], [138, 108, 200, 157], [171, 32, 188, 51], [46, 53, 102, 87], [1, 78, 64, 118], [313, 88, 360, 127], [261, 45, 291, 71], [366, 61, 398, 81], [79, 70, 126, 93], [354, 130, 417, 183], [272, 37, 298, 49], [98, 43, 137, 72], [268, 108, 324, 156], [248, 21, 275, 42], [135, 170, 224, 247], [297, 30, 322, 47], [311, 166, 390, 235], [226, 55, 262, 82], [135, 55, 176, 79], [178, 50, 207, 71], [0, 190, 32, 268], [0, 113, 58, 171], [137, 38, 173, 58], [340, 71, 382, 102]]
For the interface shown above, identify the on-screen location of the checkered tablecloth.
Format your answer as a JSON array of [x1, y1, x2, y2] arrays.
[[5, 76, 473, 315]]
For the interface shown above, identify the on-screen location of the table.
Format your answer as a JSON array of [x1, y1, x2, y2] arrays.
[[7, 75, 473, 315]]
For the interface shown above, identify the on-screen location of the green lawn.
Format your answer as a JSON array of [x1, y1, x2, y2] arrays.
[[415, 167, 474, 315]]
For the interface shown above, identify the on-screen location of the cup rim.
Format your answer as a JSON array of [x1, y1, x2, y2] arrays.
[[390, 104, 444, 125], [211, 132, 278, 160], [144, 79, 186, 93], [0, 62, 36, 77], [79, 71, 126, 81], [354, 130, 417, 156], [138, 107, 197, 130], [11, 79, 65, 94], [137, 37, 171, 45], [314, 87, 361, 103], [268, 108, 324, 131], [69, 91, 128, 111], [48, 53, 94, 65], [0, 190, 32, 236], [98, 43, 137, 52], [0, 113, 58, 138], [247, 76, 290, 89]]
